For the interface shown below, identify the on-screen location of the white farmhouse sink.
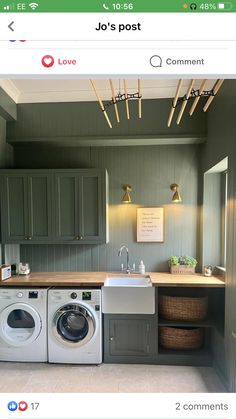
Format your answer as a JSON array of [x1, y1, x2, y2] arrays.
[[102, 275, 155, 314], [104, 275, 151, 287]]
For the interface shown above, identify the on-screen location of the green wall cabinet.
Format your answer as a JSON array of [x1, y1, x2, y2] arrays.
[[103, 314, 157, 364], [0, 172, 52, 243], [0, 169, 108, 244], [54, 170, 108, 244]]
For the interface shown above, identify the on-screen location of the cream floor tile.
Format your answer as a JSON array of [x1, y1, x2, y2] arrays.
[[0, 362, 227, 393]]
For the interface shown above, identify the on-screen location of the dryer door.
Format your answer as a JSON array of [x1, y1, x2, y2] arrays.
[[54, 304, 95, 347], [0, 303, 42, 347]]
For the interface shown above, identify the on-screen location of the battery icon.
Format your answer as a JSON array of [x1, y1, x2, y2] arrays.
[[217, 2, 233, 10]]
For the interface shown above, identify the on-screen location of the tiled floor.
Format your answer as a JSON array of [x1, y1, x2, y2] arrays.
[[0, 362, 226, 393]]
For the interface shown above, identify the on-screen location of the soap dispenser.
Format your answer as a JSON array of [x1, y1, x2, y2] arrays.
[[138, 260, 145, 274]]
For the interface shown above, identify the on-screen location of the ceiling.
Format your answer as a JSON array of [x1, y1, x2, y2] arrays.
[[0, 79, 217, 104]]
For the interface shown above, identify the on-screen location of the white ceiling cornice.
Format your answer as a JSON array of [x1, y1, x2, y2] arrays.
[[0, 79, 21, 103], [0, 79, 217, 104]]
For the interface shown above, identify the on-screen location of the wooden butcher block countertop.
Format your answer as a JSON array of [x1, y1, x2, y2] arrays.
[[0, 272, 225, 287]]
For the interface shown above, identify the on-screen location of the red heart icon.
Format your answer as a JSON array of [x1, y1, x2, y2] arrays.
[[18, 401, 28, 412], [41, 55, 54, 68]]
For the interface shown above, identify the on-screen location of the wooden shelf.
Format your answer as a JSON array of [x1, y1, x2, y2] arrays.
[[158, 315, 216, 328], [157, 346, 212, 366], [158, 346, 211, 356]]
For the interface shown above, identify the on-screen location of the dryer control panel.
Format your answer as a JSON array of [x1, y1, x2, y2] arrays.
[[29, 291, 38, 299], [82, 291, 91, 300]]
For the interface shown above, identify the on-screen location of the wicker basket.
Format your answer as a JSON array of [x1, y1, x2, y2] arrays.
[[159, 295, 208, 322], [159, 326, 203, 350], [170, 265, 195, 275]]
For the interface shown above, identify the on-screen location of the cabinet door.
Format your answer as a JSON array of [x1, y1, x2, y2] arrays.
[[104, 315, 157, 363], [27, 174, 52, 241], [79, 172, 104, 242], [54, 170, 108, 244], [54, 174, 79, 241], [1, 174, 28, 242]]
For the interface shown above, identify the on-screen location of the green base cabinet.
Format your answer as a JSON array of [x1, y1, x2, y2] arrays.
[[0, 169, 108, 244], [0, 171, 52, 243], [103, 314, 158, 364], [103, 287, 225, 367]]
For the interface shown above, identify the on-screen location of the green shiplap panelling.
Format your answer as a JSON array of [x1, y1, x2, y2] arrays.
[[0, 116, 14, 168], [7, 99, 206, 146], [15, 146, 91, 170], [0, 88, 17, 122], [18, 144, 199, 272], [0, 115, 15, 265], [201, 80, 236, 389]]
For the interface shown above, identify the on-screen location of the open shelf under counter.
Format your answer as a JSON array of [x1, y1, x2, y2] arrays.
[[157, 346, 213, 366], [158, 316, 217, 329]]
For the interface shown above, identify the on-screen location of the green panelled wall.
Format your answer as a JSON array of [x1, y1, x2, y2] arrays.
[[201, 80, 236, 389], [0, 116, 14, 169], [7, 98, 206, 145], [16, 144, 200, 272], [0, 115, 14, 264]]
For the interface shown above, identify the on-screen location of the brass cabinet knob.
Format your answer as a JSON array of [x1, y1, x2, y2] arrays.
[[28, 236, 32, 240], [80, 236, 83, 240], [75, 236, 80, 240], [109, 337, 114, 341], [24, 237, 28, 240]]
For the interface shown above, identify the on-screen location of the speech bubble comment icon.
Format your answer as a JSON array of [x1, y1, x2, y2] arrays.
[[150, 55, 163, 68]]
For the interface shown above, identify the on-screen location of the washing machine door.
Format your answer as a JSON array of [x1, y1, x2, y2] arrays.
[[0, 303, 42, 347], [54, 304, 95, 347]]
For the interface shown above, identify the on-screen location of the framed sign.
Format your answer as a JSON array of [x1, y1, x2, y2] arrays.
[[137, 207, 164, 242]]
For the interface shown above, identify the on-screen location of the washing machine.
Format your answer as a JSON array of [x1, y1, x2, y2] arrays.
[[0, 288, 48, 362], [48, 288, 102, 364]]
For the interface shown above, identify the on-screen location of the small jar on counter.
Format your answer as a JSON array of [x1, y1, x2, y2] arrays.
[[204, 265, 213, 277], [18, 262, 30, 275]]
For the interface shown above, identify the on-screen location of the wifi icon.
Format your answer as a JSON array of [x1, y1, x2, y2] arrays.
[[29, 2, 39, 10]]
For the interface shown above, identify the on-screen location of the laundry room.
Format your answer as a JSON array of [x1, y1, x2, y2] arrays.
[[0, 78, 235, 393]]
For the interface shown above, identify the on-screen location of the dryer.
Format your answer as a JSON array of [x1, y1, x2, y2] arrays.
[[0, 288, 48, 362], [48, 288, 102, 364]]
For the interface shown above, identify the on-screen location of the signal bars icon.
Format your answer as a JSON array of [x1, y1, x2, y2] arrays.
[[4, 5, 13, 10]]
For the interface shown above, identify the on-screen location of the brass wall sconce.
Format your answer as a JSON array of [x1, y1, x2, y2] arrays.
[[122, 185, 132, 203], [170, 183, 182, 203]]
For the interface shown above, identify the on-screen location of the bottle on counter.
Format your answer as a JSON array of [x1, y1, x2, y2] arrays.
[[138, 260, 145, 274]]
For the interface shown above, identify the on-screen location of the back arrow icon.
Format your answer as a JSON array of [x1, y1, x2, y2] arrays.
[[8, 21, 14, 32]]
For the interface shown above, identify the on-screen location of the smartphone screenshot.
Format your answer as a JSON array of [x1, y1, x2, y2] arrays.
[[0, 1, 235, 418]]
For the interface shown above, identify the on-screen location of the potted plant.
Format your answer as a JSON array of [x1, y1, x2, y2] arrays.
[[168, 255, 197, 275]]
